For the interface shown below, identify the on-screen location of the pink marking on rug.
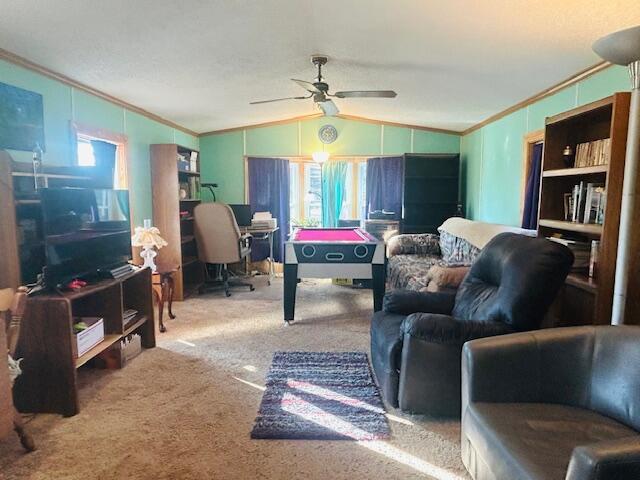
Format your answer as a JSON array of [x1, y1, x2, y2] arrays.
[[294, 228, 366, 242]]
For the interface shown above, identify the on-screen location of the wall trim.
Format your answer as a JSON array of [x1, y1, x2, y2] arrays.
[[0, 48, 199, 137], [200, 113, 462, 137], [2, 47, 613, 142], [462, 61, 612, 135], [335, 114, 461, 136]]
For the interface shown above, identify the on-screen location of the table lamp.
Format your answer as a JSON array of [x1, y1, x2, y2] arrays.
[[593, 25, 640, 325], [131, 219, 168, 272]]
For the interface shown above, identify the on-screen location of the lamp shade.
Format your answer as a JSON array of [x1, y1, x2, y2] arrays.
[[131, 226, 168, 249], [593, 25, 640, 65], [312, 151, 330, 164]]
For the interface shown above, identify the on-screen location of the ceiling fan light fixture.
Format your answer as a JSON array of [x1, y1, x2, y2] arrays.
[[317, 100, 339, 116]]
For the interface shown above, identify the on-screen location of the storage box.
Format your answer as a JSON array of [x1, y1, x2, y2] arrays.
[[121, 334, 142, 365], [74, 317, 104, 358], [94, 334, 142, 369]]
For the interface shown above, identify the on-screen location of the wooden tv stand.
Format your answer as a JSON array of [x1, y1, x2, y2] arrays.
[[14, 267, 155, 417]]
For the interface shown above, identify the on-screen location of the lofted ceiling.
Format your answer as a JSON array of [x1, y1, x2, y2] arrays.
[[0, 0, 639, 133]]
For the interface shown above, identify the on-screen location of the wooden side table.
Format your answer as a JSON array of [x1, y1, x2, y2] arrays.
[[152, 265, 179, 333]]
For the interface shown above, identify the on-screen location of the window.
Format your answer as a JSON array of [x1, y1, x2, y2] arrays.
[[289, 157, 367, 227], [77, 137, 96, 166], [72, 123, 128, 190], [289, 163, 301, 222], [304, 163, 322, 224], [358, 161, 367, 220]]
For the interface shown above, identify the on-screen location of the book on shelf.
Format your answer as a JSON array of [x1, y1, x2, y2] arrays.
[[583, 184, 605, 224], [188, 176, 200, 199], [123, 309, 138, 327], [567, 182, 605, 224], [563, 193, 574, 222], [574, 138, 610, 168]]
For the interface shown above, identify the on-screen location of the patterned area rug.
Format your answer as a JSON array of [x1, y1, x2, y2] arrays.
[[251, 351, 390, 440]]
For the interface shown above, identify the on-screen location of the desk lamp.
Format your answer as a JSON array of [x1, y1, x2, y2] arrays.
[[131, 219, 168, 272]]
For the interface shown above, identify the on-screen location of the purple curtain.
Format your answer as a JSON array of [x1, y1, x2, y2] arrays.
[[522, 142, 543, 229], [365, 156, 404, 220], [248, 157, 290, 262]]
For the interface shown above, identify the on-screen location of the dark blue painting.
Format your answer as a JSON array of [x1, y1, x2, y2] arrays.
[[0, 81, 45, 152]]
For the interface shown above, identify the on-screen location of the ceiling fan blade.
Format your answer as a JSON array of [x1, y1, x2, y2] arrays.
[[317, 99, 339, 116], [334, 90, 397, 98], [250, 95, 309, 105], [291, 78, 322, 94]]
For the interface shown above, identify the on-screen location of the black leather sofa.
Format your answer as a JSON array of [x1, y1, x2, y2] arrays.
[[462, 326, 640, 480], [370, 232, 573, 415]]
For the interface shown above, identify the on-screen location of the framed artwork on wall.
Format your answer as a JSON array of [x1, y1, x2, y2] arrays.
[[0, 81, 45, 152]]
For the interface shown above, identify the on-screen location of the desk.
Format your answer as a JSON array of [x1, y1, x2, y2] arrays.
[[240, 226, 279, 285], [283, 227, 385, 325]]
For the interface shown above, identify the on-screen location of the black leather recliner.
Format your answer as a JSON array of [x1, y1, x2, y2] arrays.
[[370, 232, 573, 415], [462, 326, 640, 480]]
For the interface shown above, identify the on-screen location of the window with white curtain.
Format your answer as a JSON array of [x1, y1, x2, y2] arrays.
[[289, 157, 367, 226]]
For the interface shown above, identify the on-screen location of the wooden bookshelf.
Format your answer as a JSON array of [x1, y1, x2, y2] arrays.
[[538, 93, 632, 326], [14, 268, 155, 416], [150, 144, 204, 300]]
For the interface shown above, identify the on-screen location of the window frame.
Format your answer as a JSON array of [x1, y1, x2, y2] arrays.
[[70, 121, 134, 238], [286, 156, 368, 224], [521, 130, 545, 223]]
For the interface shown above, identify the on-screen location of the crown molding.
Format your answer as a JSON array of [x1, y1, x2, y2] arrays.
[[334, 114, 461, 136], [2, 46, 612, 141], [462, 61, 612, 135], [199, 113, 325, 136], [0, 48, 199, 137]]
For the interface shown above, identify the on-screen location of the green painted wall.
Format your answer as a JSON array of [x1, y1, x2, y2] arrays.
[[461, 65, 631, 226], [0, 59, 198, 225], [200, 118, 461, 203]]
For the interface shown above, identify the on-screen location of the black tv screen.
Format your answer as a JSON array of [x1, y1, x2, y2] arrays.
[[41, 188, 132, 287]]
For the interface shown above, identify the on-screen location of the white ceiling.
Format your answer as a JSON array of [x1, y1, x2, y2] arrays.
[[1, 0, 639, 133]]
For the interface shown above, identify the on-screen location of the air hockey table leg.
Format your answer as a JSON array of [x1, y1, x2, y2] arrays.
[[283, 263, 298, 325], [372, 263, 386, 312]]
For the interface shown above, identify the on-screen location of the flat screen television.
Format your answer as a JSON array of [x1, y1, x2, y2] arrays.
[[41, 188, 132, 288]]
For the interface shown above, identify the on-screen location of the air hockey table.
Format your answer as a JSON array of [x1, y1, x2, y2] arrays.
[[283, 227, 386, 324]]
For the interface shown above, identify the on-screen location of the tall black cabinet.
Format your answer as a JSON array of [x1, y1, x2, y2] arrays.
[[402, 153, 460, 233]]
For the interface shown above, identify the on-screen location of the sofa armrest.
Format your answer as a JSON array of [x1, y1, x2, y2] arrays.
[[402, 314, 513, 345], [462, 327, 598, 410], [566, 437, 640, 480], [387, 233, 440, 257], [383, 290, 455, 316], [462, 332, 542, 410]]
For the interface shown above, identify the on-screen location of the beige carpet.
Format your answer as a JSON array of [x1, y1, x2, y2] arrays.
[[0, 278, 470, 480]]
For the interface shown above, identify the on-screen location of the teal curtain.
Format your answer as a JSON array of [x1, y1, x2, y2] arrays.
[[321, 161, 348, 227]]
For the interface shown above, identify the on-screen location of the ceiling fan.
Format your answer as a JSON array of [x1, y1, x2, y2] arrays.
[[250, 55, 397, 116]]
